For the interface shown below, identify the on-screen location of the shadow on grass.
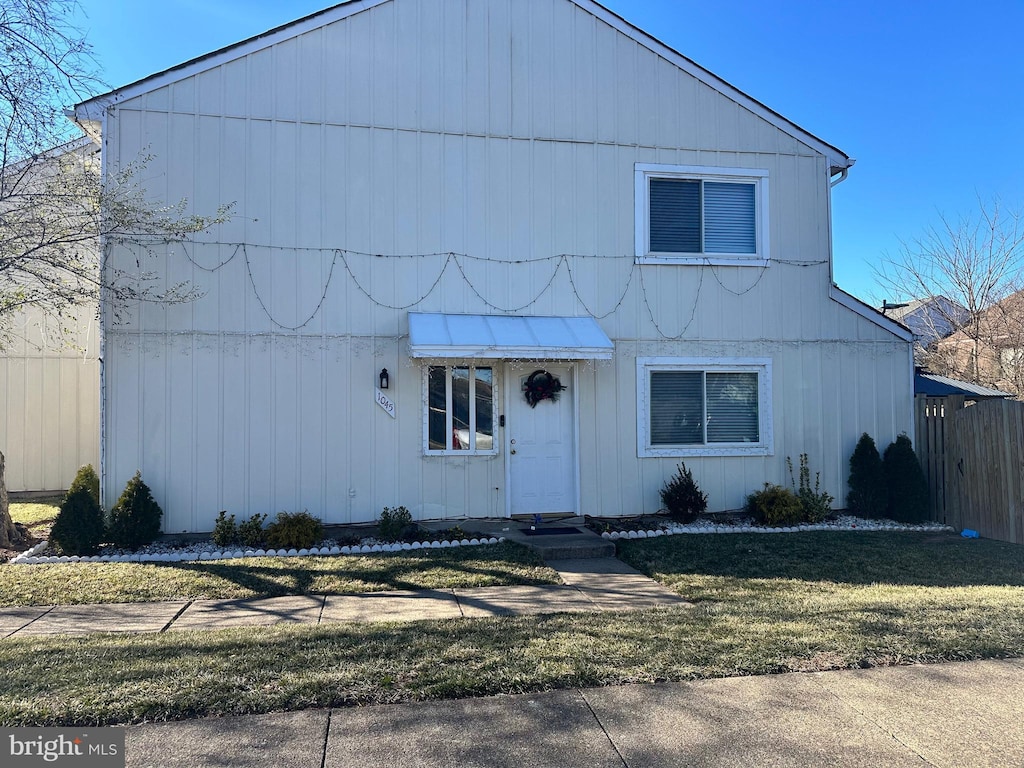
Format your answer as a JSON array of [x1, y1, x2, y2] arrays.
[[157, 542, 559, 597], [616, 531, 1024, 588], [3, 590, 1023, 727]]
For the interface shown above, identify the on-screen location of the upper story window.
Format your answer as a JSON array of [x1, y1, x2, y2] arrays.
[[635, 164, 769, 266]]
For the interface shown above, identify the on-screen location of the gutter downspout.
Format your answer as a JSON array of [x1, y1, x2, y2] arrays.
[[827, 156, 851, 290], [829, 164, 853, 189]]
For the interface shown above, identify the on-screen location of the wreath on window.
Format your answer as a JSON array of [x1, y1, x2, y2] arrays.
[[524, 369, 566, 408]]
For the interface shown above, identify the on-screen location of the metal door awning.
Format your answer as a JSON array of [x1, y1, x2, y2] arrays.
[[408, 313, 614, 360]]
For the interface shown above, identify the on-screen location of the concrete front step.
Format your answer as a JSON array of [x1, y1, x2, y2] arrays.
[[500, 523, 616, 560]]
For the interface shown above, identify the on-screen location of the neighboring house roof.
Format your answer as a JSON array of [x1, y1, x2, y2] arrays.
[[884, 296, 968, 346], [914, 371, 1012, 399], [939, 289, 1024, 350], [72, 0, 852, 174]]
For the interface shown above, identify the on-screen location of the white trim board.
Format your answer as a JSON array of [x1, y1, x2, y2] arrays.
[[829, 285, 914, 342]]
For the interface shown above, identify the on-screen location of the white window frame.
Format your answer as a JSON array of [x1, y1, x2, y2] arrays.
[[422, 364, 499, 456], [636, 356, 773, 457], [634, 163, 770, 266]]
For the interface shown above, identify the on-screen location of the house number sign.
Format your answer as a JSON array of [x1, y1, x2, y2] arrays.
[[375, 389, 396, 418]]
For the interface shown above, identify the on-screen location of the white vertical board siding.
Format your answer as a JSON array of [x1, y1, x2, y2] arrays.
[[0, 306, 100, 492], [100, 0, 908, 530]]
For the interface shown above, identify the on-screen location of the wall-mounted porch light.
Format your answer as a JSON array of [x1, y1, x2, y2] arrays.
[[379, 368, 390, 389]]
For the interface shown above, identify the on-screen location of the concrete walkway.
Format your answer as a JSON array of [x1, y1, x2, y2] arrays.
[[0, 558, 689, 638], [123, 658, 1024, 767]]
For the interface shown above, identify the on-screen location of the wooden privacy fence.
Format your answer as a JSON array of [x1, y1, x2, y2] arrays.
[[915, 395, 1024, 544]]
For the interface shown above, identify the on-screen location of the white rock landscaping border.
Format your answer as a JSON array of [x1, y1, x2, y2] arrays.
[[9, 537, 506, 565], [601, 517, 953, 541]]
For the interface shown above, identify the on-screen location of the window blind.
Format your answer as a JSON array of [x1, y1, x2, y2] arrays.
[[650, 370, 703, 445], [704, 182, 756, 254], [649, 178, 700, 253], [706, 372, 759, 442]]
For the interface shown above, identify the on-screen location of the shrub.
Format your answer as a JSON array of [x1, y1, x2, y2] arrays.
[[211, 511, 237, 547], [787, 454, 834, 523], [746, 483, 803, 527], [107, 472, 163, 550], [659, 462, 708, 523], [883, 433, 929, 523], [50, 487, 105, 555], [265, 511, 322, 550], [847, 433, 887, 519], [378, 505, 414, 542], [67, 464, 100, 507], [237, 513, 267, 547]]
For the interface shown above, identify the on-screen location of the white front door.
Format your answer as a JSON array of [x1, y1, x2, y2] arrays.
[[507, 364, 577, 517]]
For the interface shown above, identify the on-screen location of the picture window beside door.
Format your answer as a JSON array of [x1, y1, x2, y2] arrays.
[[425, 365, 496, 454]]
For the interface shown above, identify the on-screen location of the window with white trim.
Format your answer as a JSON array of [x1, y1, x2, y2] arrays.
[[425, 365, 496, 454], [635, 164, 769, 264], [637, 357, 772, 457]]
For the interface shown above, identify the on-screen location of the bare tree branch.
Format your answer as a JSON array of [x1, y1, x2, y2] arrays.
[[875, 197, 1024, 396]]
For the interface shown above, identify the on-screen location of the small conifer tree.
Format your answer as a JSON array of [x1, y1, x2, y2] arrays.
[[50, 487, 105, 555], [883, 434, 929, 523], [107, 472, 163, 550], [660, 462, 708, 523], [847, 433, 887, 519], [67, 464, 100, 507]]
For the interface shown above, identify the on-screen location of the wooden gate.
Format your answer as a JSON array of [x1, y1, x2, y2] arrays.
[[945, 399, 1024, 544], [914, 395, 964, 525]]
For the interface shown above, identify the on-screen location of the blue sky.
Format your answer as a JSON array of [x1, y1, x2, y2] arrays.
[[72, 0, 1024, 303]]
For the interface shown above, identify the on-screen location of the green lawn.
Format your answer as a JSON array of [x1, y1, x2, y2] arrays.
[[8, 499, 60, 528], [0, 544, 560, 606], [1, 531, 1022, 726]]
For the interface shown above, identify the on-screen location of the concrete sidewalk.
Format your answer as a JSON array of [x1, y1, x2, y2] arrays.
[[125, 658, 1024, 767], [0, 558, 689, 637]]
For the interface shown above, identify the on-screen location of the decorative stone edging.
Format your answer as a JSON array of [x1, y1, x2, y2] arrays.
[[8, 537, 506, 565], [601, 519, 953, 540]]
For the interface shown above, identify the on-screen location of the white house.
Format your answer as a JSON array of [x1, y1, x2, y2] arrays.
[[0, 303, 99, 493], [72, 0, 913, 533], [0, 139, 101, 493]]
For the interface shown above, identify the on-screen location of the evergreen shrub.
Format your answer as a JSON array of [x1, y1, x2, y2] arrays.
[[847, 433, 887, 519], [50, 487, 105, 555], [659, 462, 708, 523], [238, 513, 267, 547], [883, 433, 930, 523], [211, 511, 237, 547], [746, 483, 803, 527], [265, 511, 322, 550], [378, 506, 414, 542], [67, 464, 100, 507], [107, 472, 163, 549]]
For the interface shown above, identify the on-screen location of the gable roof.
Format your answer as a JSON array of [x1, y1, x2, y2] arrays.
[[829, 285, 914, 342], [73, 0, 852, 173]]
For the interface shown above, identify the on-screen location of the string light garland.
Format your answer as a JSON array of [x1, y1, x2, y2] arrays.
[[638, 260, 706, 340], [109, 238, 831, 339]]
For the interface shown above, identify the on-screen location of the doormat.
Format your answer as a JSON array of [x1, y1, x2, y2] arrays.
[[521, 526, 582, 536]]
